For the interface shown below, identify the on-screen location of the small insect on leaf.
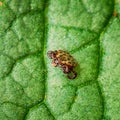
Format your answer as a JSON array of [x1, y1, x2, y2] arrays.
[[47, 50, 77, 80]]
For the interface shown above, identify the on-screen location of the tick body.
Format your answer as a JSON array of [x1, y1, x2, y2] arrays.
[[47, 50, 77, 79]]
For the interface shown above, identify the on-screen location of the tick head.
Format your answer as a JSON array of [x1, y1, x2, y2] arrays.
[[47, 51, 56, 59]]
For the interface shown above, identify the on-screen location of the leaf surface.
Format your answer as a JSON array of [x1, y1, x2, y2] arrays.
[[0, 0, 119, 120]]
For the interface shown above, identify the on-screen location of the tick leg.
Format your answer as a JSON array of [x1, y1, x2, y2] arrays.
[[62, 65, 70, 74], [67, 70, 77, 79], [51, 59, 58, 67]]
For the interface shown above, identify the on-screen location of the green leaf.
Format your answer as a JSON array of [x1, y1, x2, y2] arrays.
[[0, 0, 119, 120], [98, 18, 120, 120]]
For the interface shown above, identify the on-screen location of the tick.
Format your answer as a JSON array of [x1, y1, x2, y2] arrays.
[[47, 50, 77, 79]]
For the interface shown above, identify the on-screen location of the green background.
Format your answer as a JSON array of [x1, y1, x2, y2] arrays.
[[0, 0, 120, 120]]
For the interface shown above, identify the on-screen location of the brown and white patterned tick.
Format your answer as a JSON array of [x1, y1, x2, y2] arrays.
[[47, 50, 77, 79]]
